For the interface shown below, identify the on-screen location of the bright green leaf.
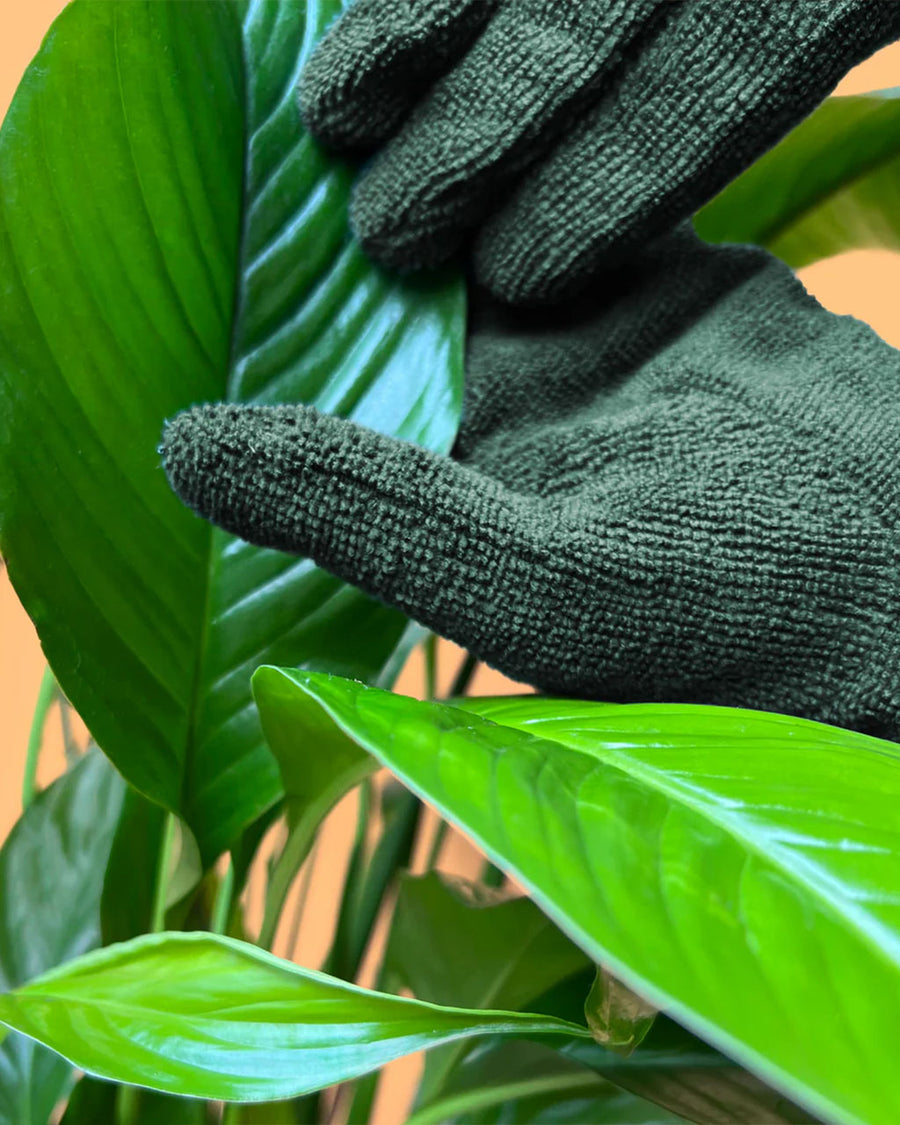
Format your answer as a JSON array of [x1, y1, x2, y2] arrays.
[[0, 932, 588, 1102], [252, 669, 900, 1125], [0, 0, 465, 865], [0, 750, 125, 1125], [695, 89, 900, 267]]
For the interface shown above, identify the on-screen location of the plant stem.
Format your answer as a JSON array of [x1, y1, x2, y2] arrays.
[[58, 691, 80, 765], [423, 633, 438, 699], [150, 813, 178, 933], [481, 858, 505, 888], [425, 818, 449, 871], [114, 1084, 139, 1125], [22, 665, 57, 809], [448, 651, 479, 699], [211, 855, 235, 936]]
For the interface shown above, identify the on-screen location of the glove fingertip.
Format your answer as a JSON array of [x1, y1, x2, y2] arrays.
[[350, 165, 464, 274]]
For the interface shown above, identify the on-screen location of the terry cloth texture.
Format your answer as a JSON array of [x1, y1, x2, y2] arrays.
[[299, 0, 900, 304], [162, 229, 900, 741]]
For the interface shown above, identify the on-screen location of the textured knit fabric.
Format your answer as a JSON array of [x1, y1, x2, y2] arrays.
[[162, 229, 900, 740], [299, 0, 900, 304]]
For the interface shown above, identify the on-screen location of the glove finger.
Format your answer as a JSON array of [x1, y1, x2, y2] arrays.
[[160, 402, 548, 664], [299, 0, 498, 152], [349, 0, 663, 272], [475, 0, 900, 304]]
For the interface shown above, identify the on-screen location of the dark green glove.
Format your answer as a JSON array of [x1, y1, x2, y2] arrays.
[[161, 228, 900, 740], [299, 0, 900, 304]]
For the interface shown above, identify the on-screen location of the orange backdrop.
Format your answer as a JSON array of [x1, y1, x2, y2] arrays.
[[2, 6, 900, 1123]]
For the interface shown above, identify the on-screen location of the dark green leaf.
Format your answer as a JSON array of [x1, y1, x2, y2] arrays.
[[382, 872, 809, 1124], [408, 1041, 683, 1125], [0, 750, 125, 1125], [0, 932, 588, 1102], [60, 1077, 206, 1125], [0, 0, 465, 864], [695, 88, 900, 266], [385, 872, 591, 1013], [384, 871, 590, 1106], [252, 669, 900, 1125], [100, 787, 168, 945]]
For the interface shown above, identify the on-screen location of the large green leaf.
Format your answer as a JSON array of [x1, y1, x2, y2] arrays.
[[251, 669, 900, 1125], [0, 750, 125, 1125], [695, 89, 900, 266], [0, 932, 588, 1102], [0, 0, 464, 863]]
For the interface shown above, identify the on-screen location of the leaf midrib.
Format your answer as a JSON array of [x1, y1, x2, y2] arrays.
[[180, 0, 255, 828]]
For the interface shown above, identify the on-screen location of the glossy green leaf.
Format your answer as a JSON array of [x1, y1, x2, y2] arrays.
[[252, 669, 900, 1125], [0, 0, 465, 864], [0, 932, 588, 1102], [695, 89, 900, 267], [0, 750, 125, 1125]]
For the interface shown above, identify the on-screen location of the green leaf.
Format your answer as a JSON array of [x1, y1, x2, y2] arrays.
[[60, 1077, 206, 1125], [0, 750, 125, 1125], [384, 871, 590, 1105], [385, 873, 591, 1013], [407, 1041, 684, 1125], [100, 787, 167, 945], [0, 932, 588, 1102], [694, 89, 900, 267], [251, 669, 900, 1125], [0, 0, 465, 864]]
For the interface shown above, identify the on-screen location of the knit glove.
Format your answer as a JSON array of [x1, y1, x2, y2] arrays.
[[161, 229, 900, 741], [298, 0, 900, 304]]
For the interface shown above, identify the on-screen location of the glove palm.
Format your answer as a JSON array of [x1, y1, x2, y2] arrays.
[[162, 231, 900, 739]]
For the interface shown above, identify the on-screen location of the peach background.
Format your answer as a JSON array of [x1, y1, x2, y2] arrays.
[[2, 5, 900, 1122]]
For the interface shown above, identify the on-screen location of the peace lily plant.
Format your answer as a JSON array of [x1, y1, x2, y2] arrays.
[[1, 3, 900, 1124]]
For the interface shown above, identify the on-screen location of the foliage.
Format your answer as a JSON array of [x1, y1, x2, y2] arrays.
[[1, 2, 898, 1123]]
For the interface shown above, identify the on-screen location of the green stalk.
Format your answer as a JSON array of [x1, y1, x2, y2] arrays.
[[22, 665, 57, 809], [423, 633, 438, 699], [425, 817, 449, 871], [481, 858, 506, 888], [114, 1084, 139, 1125], [448, 651, 479, 699], [210, 855, 235, 936], [58, 692, 80, 765], [150, 813, 178, 933]]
